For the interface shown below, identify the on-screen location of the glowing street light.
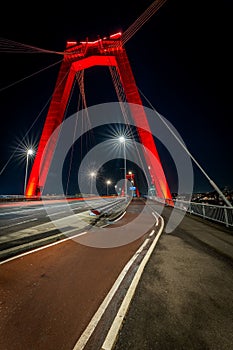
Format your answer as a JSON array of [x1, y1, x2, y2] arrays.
[[119, 136, 127, 198], [24, 148, 34, 196], [106, 180, 111, 196]]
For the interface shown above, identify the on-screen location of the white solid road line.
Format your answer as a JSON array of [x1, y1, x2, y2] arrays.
[[101, 213, 164, 350], [152, 211, 159, 226], [0, 218, 38, 230], [101, 211, 127, 228], [46, 211, 68, 217], [0, 231, 87, 265], [149, 229, 155, 237], [1, 209, 163, 350], [111, 211, 126, 223], [7, 215, 35, 222], [72, 212, 164, 350], [72, 238, 151, 350]]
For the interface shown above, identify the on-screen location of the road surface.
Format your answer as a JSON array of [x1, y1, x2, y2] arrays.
[[0, 198, 160, 350], [0, 197, 127, 261], [1, 198, 233, 350], [113, 202, 233, 350]]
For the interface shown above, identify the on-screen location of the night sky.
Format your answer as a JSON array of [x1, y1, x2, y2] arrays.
[[0, 0, 232, 195]]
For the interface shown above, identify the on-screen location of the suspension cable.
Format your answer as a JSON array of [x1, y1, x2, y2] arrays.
[[0, 59, 63, 93], [0, 37, 65, 55], [138, 87, 233, 208], [109, 64, 151, 187], [122, 0, 167, 45], [0, 68, 70, 176], [0, 0, 167, 58], [65, 83, 80, 195]]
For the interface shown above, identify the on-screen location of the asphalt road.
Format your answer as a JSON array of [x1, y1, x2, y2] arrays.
[[113, 203, 233, 350], [0, 198, 160, 350], [0, 197, 123, 235], [0, 197, 128, 260], [1, 198, 233, 350]]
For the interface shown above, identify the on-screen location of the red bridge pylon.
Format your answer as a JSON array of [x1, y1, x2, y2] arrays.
[[26, 32, 172, 203]]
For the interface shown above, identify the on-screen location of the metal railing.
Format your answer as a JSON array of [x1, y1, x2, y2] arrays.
[[149, 197, 233, 228], [173, 200, 233, 228]]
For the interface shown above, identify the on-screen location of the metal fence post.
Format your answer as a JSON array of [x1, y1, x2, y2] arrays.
[[202, 204, 205, 219], [224, 207, 229, 228]]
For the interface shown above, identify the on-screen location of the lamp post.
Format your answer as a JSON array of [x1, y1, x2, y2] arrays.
[[106, 180, 111, 196], [90, 171, 96, 195], [24, 148, 34, 196], [119, 136, 127, 198]]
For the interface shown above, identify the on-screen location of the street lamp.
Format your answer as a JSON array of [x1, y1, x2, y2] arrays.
[[106, 180, 111, 196], [89, 171, 96, 195], [24, 148, 34, 196], [119, 136, 127, 198]]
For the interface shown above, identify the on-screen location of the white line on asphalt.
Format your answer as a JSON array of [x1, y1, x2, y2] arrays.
[[0, 209, 42, 216], [0, 218, 38, 230], [0, 231, 87, 265], [149, 229, 155, 237], [72, 212, 162, 350], [72, 206, 88, 210], [101, 213, 164, 350], [152, 211, 159, 226], [8, 215, 34, 222], [0, 202, 85, 216], [72, 237, 150, 350], [101, 211, 127, 228], [46, 211, 68, 217], [112, 211, 126, 222]]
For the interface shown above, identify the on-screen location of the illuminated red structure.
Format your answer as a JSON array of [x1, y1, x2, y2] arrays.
[[26, 32, 172, 202], [123, 172, 140, 198]]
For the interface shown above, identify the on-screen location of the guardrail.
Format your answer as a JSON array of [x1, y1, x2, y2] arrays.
[[149, 197, 233, 228], [174, 200, 233, 228]]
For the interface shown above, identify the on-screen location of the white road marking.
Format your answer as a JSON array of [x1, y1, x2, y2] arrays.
[[0, 218, 38, 230], [72, 213, 163, 350], [46, 211, 68, 217], [0, 231, 87, 265], [112, 211, 126, 222], [0, 208, 42, 216], [149, 229, 155, 237], [101, 213, 164, 350], [101, 211, 127, 228], [72, 238, 150, 350], [8, 215, 34, 222], [152, 211, 159, 226], [0, 201, 87, 216]]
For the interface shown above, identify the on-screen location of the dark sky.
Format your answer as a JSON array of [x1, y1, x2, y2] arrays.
[[0, 0, 232, 195]]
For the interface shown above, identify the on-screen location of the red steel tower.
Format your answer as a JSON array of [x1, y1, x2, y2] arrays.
[[26, 32, 172, 202]]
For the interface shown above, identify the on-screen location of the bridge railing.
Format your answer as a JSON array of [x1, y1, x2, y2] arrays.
[[174, 200, 233, 228], [149, 197, 233, 228]]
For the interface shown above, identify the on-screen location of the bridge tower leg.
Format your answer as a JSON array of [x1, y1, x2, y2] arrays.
[[25, 57, 76, 197], [115, 48, 172, 201], [26, 33, 172, 203]]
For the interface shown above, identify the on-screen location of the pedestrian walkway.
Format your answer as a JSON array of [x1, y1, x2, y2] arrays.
[[112, 206, 233, 349]]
